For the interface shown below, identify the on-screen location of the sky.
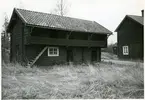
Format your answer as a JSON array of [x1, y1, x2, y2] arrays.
[[0, 0, 144, 44]]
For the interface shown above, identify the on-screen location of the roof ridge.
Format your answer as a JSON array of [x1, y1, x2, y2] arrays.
[[115, 14, 143, 31], [12, 8, 112, 34], [15, 8, 95, 23], [127, 15, 142, 17]]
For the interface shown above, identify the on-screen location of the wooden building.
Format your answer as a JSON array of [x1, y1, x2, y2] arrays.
[[7, 8, 112, 66], [115, 10, 144, 60]]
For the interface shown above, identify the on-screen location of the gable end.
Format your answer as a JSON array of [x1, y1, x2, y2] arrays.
[[115, 15, 143, 32], [7, 8, 26, 33]]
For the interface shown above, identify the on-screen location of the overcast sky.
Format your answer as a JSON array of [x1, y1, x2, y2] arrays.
[[0, 0, 144, 44]]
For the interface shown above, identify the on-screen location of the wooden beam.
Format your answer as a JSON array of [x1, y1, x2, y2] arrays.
[[30, 27, 34, 34], [66, 31, 72, 39], [28, 36, 106, 47], [107, 34, 111, 38], [22, 23, 24, 62], [28, 46, 48, 67], [82, 47, 84, 62], [88, 33, 93, 40]]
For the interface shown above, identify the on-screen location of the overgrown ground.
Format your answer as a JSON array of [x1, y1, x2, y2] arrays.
[[2, 60, 144, 99], [101, 52, 118, 60]]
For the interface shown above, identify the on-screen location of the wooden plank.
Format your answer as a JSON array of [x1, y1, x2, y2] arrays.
[[88, 33, 93, 40], [66, 32, 72, 39], [26, 36, 106, 47], [28, 46, 48, 67]]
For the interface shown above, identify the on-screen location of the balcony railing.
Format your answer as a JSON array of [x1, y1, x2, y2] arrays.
[[25, 36, 106, 47]]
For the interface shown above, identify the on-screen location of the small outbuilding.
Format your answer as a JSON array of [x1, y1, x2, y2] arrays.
[[7, 8, 112, 66], [115, 10, 144, 60]]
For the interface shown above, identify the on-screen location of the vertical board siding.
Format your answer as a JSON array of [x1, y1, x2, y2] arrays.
[[36, 46, 67, 66], [11, 17, 23, 62], [25, 45, 101, 66], [73, 47, 82, 63], [25, 45, 45, 62]]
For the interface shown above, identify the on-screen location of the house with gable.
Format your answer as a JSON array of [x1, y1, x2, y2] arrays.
[[7, 8, 112, 66], [115, 10, 144, 60]]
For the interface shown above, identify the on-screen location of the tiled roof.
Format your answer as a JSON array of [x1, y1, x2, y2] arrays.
[[14, 8, 112, 34], [127, 15, 144, 25]]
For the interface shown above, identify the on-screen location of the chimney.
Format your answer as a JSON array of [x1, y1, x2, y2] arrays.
[[141, 10, 144, 17]]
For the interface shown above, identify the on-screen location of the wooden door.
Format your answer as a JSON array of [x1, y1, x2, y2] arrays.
[[67, 49, 73, 62], [91, 50, 97, 61]]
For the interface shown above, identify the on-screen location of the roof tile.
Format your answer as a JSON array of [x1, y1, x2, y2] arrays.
[[15, 8, 112, 34]]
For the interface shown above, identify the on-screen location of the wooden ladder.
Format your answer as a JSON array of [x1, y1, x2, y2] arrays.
[[28, 46, 48, 67]]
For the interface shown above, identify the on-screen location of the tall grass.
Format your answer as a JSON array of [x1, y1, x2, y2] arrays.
[[2, 61, 144, 99]]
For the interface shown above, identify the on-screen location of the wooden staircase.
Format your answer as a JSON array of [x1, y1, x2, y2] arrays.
[[28, 46, 48, 67]]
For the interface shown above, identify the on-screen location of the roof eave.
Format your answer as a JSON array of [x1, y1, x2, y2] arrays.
[[7, 8, 27, 33], [6, 9, 15, 33], [115, 15, 128, 32], [25, 23, 112, 35], [14, 8, 27, 23]]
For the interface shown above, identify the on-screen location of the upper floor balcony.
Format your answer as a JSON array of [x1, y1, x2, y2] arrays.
[[24, 36, 107, 47]]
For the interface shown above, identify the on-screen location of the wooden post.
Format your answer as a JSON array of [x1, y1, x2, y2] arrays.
[[66, 31, 72, 39], [107, 34, 110, 39], [105, 35, 108, 47], [21, 23, 24, 63], [88, 33, 93, 40], [10, 32, 12, 62], [88, 33, 93, 48], [82, 47, 84, 62], [97, 48, 101, 62]]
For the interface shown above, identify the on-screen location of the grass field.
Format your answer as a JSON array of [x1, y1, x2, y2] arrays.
[[2, 59, 144, 99]]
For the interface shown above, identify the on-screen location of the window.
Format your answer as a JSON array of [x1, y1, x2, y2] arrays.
[[48, 47, 59, 56], [123, 46, 129, 55]]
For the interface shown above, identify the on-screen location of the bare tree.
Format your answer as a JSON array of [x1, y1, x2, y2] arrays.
[[51, 0, 70, 16], [2, 15, 9, 48], [1, 15, 10, 62]]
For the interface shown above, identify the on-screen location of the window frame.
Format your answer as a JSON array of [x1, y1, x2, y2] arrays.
[[48, 47, 59, 56], [122, 46, 129, 55]]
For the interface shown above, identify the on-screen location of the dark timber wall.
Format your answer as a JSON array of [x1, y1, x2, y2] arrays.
[[25, 45, 101, 66], [36, 46, 67, 66], [10, 15, 24, 63], [117, 17, 143, 59]]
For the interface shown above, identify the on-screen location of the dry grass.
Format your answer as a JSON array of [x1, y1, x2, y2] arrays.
[[2, 61, 144, 99], [101, 52, 118, 60]]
